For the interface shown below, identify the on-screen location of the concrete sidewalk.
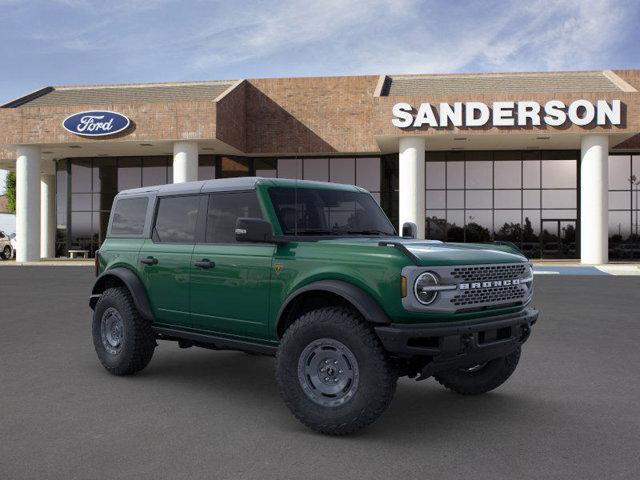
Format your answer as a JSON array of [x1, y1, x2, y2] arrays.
[[0, 259, 93, 266], [532, 261, 640, 276]]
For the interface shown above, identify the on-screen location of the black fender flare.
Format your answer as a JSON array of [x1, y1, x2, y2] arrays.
[[275, 280, 391, 336], [90, 268, 154, 322]]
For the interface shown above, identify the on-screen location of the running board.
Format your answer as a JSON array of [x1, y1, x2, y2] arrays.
[[153, 326, 278, 356]]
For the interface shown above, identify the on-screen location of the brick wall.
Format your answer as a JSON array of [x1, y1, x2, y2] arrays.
[[0, 71, 638, 158]]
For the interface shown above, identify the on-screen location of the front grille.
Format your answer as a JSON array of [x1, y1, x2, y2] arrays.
[[451, 285, 526, 307], [451, 264, 527, 282]]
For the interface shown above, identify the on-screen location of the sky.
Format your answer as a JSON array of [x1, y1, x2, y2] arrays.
[[1, 0, 639, 193]]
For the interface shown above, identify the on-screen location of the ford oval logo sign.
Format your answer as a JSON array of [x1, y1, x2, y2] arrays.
[[62, 110, 130, 137]]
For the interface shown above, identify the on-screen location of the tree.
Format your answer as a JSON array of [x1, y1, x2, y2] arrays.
[[5, 171, 16, 214], [523, 216, 537, 242], [465, 222, 492, 243]]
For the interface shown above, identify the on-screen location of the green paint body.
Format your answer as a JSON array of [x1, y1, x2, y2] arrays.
[[97, 179, 529, 346]]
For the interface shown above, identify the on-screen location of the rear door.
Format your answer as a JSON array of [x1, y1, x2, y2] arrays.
[[190, 191, 275, 338], [139, 194, 202, 328]]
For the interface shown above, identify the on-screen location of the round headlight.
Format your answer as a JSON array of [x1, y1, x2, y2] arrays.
[[414, 272, 439, 305]]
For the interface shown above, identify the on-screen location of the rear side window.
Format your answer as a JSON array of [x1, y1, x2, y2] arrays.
[[110, 197, 148, 236], [205, 192, 262, 243], [153, 195, 200, 244]]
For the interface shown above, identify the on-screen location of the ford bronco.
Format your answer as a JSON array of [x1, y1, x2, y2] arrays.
[[90, 177, 538, 435]]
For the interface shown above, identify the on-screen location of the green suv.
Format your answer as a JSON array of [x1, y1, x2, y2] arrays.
[[90, 177, 538, 435]]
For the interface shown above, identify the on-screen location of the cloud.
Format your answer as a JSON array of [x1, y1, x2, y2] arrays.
[[0, 0, 637, 105], [350, 0, 631, 74]]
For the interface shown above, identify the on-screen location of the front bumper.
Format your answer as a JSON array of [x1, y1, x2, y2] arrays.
[[375, 308, 538, 375]]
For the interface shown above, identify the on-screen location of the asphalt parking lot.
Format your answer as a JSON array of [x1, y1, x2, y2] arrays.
[[1, 267, 639, 480]]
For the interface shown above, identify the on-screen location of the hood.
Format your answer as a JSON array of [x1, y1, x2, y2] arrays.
[[399, 240, 527, 266], [317, 237, 527, 266]]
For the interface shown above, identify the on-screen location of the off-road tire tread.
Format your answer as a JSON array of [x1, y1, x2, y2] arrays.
[[276, 307, 397, 435], [92, 287, 155, 376], [434, 347, 521, 395]]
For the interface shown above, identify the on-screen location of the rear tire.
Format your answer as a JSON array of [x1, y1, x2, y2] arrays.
[[434, 347, 521, 395], [92, 287, 156, 375], [1, 245, 11, 260], [276, 307, 397, 435]]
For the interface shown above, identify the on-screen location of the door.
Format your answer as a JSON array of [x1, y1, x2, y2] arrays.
[[139, 194, 201, 328], [540, 219, 577, 259], [190, 191, 275, 338]]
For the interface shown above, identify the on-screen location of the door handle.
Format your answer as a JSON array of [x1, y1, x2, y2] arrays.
[[140, 256, 158, 266], [194, 259, 215, 269]]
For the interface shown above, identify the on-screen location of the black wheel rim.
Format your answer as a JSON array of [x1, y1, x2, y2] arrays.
[[101, 307, 124, 355], [297, 338, 359, 407]]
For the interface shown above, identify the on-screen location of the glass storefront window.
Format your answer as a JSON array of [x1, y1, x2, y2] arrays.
[[465, 161, 492, 188], [71, 159, 92, 192], [608, 154, 640, 259], [278, 158, 302, 179], [426, 190, 446, 209], [608, 155, 631, 189], [541, 160, 576, 188], [465, 210, 492, 242], [421, 150, 579, 258], [219, 156, 249, 178], [465, 190, 492, 209], [523, 190, 540, 209], [425, 161, 445, 189], [494, 160, 521, 188], [355, 157, 380, 192], [198, 155, 215, 180], [494, 190, 521, 209], [255, 158, 277, 178], [117, 157, 142, 191], [303, 158, 329, 181], [142, 156, 168, 187], [446, 161, 464, 189], [330, 157, 355, 184], [523, 160, 541, 188], [446, 190, 464, 209]]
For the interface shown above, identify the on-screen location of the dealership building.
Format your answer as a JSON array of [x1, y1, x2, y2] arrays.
[[1, 69, 639, 263]]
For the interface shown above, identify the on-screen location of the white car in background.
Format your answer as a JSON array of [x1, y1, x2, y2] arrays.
[[0, 230, 14, 260]]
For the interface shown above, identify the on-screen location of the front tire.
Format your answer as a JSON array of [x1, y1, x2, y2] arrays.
[[92, 287, 156, 375], [276, 307, 397, 435], [434, 347, 521, 395]]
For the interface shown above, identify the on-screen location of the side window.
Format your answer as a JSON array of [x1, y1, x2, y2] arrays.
[[205, 192, 263, 243], [110, 197, 149, 236], [153, 195, 200, 244], [0, 232, 5, 239]]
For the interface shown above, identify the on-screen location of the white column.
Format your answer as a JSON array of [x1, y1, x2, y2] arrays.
[[16, 146, 41, 262], [580, 134, 609, 264], [398, 137, 426, 239], [172, 141, 198, 183], [40, 170, 56, 259]]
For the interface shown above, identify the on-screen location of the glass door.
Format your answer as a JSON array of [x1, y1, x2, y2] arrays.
[[540, 219, 577, 259]]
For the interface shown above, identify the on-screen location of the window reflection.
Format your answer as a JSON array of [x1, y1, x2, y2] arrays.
[[608, 154, 640, 259], [424, 150, 578, 258]]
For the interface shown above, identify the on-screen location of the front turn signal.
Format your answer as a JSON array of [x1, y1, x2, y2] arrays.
[[400, 276, 407, 298]]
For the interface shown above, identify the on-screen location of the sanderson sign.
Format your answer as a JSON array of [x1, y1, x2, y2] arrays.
[[63, 110, 131, 137], [391, 99, 622, 128]]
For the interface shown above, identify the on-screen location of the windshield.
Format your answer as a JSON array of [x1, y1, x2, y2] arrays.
[[268, 187, 396, 236]]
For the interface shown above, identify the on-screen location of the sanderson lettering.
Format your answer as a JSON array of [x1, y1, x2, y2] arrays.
[[391, 100, 622, 129]]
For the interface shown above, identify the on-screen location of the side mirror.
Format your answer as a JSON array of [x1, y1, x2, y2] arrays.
[[235, 217, 274, 243], [401, 222, 417, 239]]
